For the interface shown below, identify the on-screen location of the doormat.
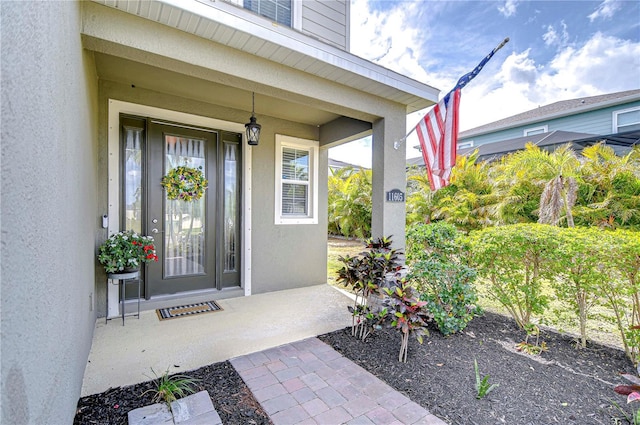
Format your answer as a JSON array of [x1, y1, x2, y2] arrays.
[[156, 300, 222, 321]]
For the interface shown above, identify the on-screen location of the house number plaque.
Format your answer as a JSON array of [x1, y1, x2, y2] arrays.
[[386, 189, 405, 203]]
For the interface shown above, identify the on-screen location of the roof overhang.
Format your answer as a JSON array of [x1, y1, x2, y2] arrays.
[[89, 0, 439, 114]]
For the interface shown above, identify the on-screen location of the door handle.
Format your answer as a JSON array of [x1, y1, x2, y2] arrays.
[[151, 228, 163, 234]]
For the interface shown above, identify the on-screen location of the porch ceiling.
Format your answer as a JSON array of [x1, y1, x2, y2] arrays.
[[88, 0, 439, 114], [94, 53, 340, 126]]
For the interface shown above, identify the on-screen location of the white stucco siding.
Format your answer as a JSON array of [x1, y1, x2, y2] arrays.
[[1, 2, 99, 424]]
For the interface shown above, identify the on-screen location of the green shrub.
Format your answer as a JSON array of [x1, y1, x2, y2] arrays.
[[410, 260, 479, 335], [466, 224, 560, 329], [406, 223, 481, 335], [406, 222, 459, 263], [551, 227, 608, 348], [602, 229, 640, 362]]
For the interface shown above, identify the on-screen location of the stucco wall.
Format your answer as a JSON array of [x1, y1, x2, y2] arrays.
[[1, 2, 99, 423], [371, 110, 408, 251], [250, 122, 328, 294]]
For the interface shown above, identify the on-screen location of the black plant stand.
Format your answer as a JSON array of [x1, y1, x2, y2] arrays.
[[106, 271, 141, 326]]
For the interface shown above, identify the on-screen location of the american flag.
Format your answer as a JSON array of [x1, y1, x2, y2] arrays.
[[409, 38, 509, 191], [416, 89, 461, 191]]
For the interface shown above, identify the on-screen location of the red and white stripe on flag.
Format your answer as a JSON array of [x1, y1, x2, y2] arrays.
[[416, 89, 461, 191]]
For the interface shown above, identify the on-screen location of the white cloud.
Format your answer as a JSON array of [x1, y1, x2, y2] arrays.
[[588, 0, 622, 22], [457, 32, 640, 130], [349, 0, 429, 82], [540, 32, 640, 96], [542, 21, 569, 48], [498, 0, 518, 18]]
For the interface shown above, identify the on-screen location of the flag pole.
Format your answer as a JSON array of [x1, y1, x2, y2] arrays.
[[394, 37, 510, 150]]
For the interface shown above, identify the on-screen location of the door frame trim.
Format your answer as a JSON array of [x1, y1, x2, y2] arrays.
[[106, 99, 252, 318]]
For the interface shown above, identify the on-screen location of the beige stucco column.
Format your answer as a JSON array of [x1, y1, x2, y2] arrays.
[[371, 109, 407, 251]]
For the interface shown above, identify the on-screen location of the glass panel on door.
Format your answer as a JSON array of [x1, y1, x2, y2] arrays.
[[223, 141, 238, 274], [124, 126, 143, 234], [219, 133, 241, 288], [121, 117, 147, 299], [164, 136, 206, 278]]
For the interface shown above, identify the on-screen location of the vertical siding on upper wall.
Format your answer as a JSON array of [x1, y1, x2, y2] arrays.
[[300, 0, 348, 50]]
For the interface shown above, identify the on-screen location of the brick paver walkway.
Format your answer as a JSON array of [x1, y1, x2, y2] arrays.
[[230, 337, 446, 425]]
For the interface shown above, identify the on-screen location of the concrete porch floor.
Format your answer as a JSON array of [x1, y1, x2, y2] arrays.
[[81, 284, 354, 397]]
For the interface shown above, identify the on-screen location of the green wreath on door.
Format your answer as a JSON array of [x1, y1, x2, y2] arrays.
[[161, 166, 208, 202]]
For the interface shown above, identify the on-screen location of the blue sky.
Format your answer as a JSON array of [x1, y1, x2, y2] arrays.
[[329, 0, 640, 167]]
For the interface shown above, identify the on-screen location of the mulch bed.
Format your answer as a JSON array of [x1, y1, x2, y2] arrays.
[[75, 311, 637, 425], [319, 311, 637, 425], [74, 361, 272, 425]]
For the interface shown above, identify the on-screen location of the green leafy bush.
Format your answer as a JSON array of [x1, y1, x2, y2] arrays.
[[466, 224, 560, 329], [406, 222, 460, 263], [410, 261, 479, 336], [601, 229, 640, 362], [406, 223, 481, 335], [551, 227, 608, 348]]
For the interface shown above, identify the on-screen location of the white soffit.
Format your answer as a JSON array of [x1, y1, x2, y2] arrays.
[[90, 0, 439, 113]]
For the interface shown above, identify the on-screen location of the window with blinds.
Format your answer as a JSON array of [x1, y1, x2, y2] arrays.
[[282, 147, 309, 215], [244, 0, 292, 27], [275, 135, 319, 225]]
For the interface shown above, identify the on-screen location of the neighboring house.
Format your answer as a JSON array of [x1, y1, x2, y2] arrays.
[[457, 89, 640, 160], [1, 1, 438, 423], [408, 89, 640, 165], [329, 158, 368, 174]]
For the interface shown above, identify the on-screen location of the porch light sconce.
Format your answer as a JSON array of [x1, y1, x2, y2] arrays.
[[245, 92, 261, 146]]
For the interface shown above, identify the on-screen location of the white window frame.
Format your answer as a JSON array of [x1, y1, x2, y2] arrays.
[[613, 106, 640, 133], [275, 134, 318, 225], [243, 0, 294, 28], [523, 125, 548, 136], [457, 140, 474, 150]]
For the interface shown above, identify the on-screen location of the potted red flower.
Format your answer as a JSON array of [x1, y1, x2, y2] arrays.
[[98, 230, 158, 273]]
